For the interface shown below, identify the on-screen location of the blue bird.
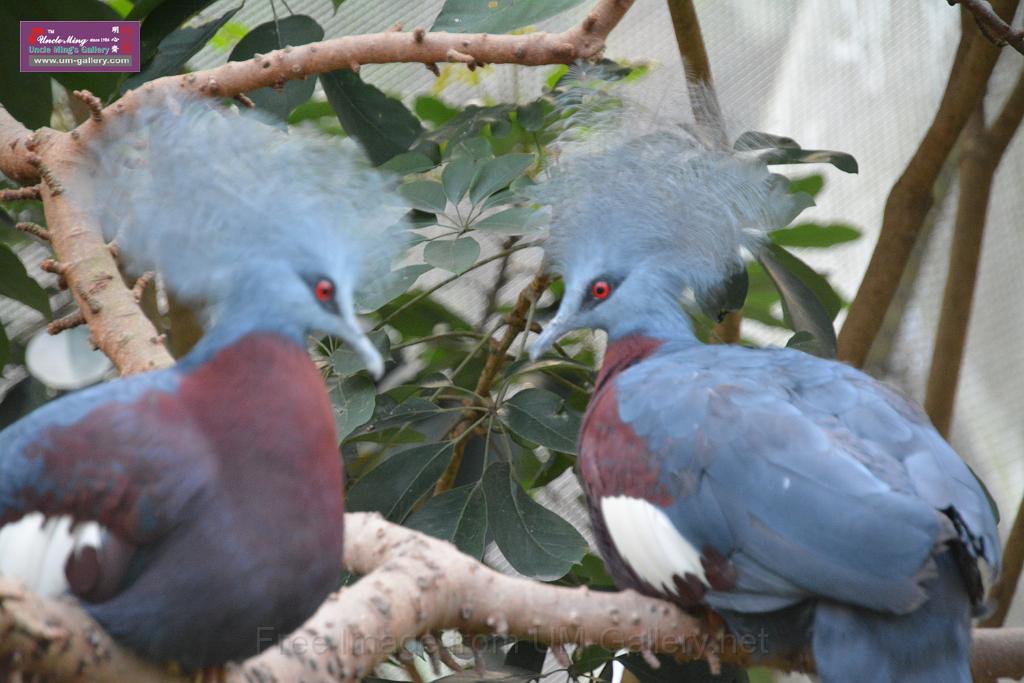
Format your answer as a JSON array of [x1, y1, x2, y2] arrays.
[[0, 95, 403, 670], [528, 127, 999, 682]]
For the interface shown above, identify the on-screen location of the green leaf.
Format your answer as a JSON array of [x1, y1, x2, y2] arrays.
[[424, 236, 479, 274], [321, 69, 424, 166], [735, 131, 857, 174], [482, 462, 588, 580], [0, 3, 51, 128], [0, 323, 8, 369], [472, 207, 538, 236], [331, 374, 376, 440], [330, 330, 390, 376], [135, 0, 218, 58], [381, 152, 436, 175], [356, 264, 431, 312], [758, 244, 838, 357], [0, 245, 51, 319], [331, 0, 348, 13], [618, 653, 749, 683], [404, 483, 487, 558], [441, 157, 476, 204], [699, 267, 748, 321], [123, 6, 241, 92], [375, 293, 473, 337], [0, 375, 51, 429], [787, 174, 824, 198], [469, 153, 534, 204], [516, 100, 546, 132], [346, 442, 455, 521], [501, 388, 580, 454], [415, 95, 459, 125], [400, 180, 447, 213], [771, 223, 861, 248], [225, 16, 324, 120], [431, 0, 587, 33]]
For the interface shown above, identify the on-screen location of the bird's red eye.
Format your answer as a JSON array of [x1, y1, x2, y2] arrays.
[[591, 280, 611, 300], [314, 279, 335, 302]]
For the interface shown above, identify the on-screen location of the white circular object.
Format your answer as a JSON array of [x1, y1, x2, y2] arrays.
[[25, 325, 112, 391]]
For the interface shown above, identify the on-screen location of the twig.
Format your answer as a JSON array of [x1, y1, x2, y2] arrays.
[[0, 185, 41, 202], [951, 0, 1024, 54], [837, 0, 1017, 367], [72, 90, 104, 123], [15, 221, 50, 241], [47, 311, 86, 335], [980, 496, 1024, 627], [132, 271, 157, 304], [924, 68, 1024, 435], [666, 0, 728, 149], [434, 272, 551, 494]]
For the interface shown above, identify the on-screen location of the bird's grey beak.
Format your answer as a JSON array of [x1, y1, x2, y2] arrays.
[[337, 296, 385, 380], [529, 296, 582, 361]]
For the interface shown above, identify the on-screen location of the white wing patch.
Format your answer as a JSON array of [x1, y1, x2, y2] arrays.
[[600, 496, 707, 595]]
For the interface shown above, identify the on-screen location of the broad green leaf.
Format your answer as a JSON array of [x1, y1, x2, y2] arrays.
[[356, 264, 431, 312], [287, 99, 335, 124], [346, 441, 454, 521], [330, 330, 390, 376], [0, 3, 51, 128], [415, 95, 459, 125], [375, 292, 473, 337], [424, 236, 479, 274], [0, 245, 51, 319], [331, 374, 376, 440], [501, 387, 581, 454], [321, 69, 424, 166], [482, 462, 587, 580], [472, 207, 538, 236], [381, 152, 436, 175], [699, 267, 748, 321], [516, 100, 546, 132], [4, 0, 122, 110], [404, 483, 486, 558], [0, 376, 51, 429], [758, 244, 837, 357], [788, 174, 824, 198], [771, 223, 861, 248], [225, 16, 324, 120], [0, 323, 8, 369], [442, 157, 476, 203], [760, 147, 859, 174], [618, 653, 749, 683], [372, 397, 443, 427], [785, 330, 827, 357], [135, 0, 218, 57], [735, 131, 858, 173], [469, 153, 534, 204], [431, 0, 587, 33], [400, 180, 447, 213], [123, 6, 241, 92]]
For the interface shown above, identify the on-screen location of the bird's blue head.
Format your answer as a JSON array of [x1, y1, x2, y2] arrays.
[[71, 94, 406, 377], [528, 125, 809, 359]]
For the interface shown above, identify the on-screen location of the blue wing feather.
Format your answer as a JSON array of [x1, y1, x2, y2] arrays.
[[612, 342, 999, 615]]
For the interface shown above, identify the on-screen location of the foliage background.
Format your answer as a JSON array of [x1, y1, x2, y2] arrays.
[[0, 1, 1022, 681]]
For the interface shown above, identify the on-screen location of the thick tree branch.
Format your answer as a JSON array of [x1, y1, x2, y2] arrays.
[[952, 0, 1024, 54], [0, 514, 1021, 681], [924, 68, 1024, 435], [836, 1, 1018, 367]]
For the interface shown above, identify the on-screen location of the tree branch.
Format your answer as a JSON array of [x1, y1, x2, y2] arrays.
[[0, 514, 1022, 681], [980, 495, 1024, 627], [924, 68, 1024, 435], [836, 1, 1018, 367], [952, 0, 1024, 54]]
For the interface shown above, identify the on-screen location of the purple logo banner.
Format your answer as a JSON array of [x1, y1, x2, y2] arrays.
[[20, 21, 141, 73]]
